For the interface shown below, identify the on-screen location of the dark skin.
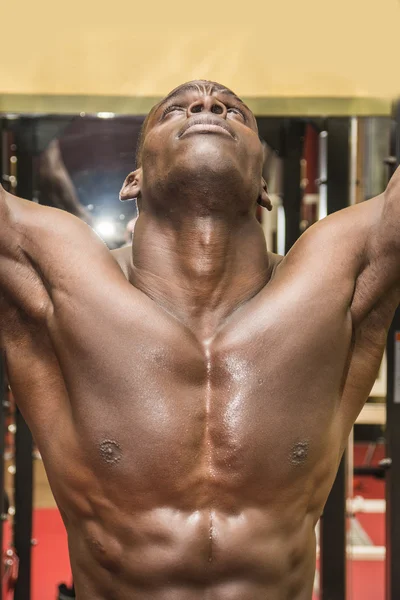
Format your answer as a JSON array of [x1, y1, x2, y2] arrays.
[[0, 79, 399, 599]]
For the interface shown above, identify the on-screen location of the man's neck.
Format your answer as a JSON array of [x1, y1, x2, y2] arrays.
[[129, 210, 270, 340]]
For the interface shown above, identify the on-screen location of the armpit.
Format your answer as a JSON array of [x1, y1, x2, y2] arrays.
[[351, 250, 400, 327]]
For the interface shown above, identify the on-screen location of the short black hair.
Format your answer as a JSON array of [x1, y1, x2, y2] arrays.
[[135, 80, 245, 168]]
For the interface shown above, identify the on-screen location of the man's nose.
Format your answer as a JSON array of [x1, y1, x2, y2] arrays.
[[187, 96, 227, 118]]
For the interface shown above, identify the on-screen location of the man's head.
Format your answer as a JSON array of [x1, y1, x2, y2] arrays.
[[120, 80, 271, 216]]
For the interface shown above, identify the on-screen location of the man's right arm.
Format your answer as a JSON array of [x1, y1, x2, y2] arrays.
[[0, 183, 128, 327], [0, 185, 52, 321]]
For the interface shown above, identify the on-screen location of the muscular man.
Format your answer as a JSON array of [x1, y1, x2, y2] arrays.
[[0, 80, 398, 600]]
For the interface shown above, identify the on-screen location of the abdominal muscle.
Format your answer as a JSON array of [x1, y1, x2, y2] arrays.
[[66, 502, 317, 600]]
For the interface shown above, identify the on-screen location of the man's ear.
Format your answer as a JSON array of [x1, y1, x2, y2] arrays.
[[120, 168, 142, 201], [257, 178, 272, 211]]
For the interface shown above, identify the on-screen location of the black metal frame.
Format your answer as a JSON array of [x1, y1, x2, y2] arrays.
[[320, 458, 347, 600], [385, 100, 400, 600], [386, 312, 400, 600], [0, 357, 5, 600], [2, 115, 77, 600], [319, 118, 351, 600], [386, 309, 400, 600], [281, 119, 306, 252], [13, 410, 33, 600], [9, 119, 36, 600], [0, 119, 6, 599]]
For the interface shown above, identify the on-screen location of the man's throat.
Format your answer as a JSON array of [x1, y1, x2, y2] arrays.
[[130, 218, 270, 338]]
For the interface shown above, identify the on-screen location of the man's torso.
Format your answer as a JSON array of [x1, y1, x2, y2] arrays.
[[0, 219, 395, 600]]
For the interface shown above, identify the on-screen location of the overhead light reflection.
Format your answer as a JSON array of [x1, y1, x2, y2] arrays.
[[97, 112, 115, 119], [95, 220, 116, 239]]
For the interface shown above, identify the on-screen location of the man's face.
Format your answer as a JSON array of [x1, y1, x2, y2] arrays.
[[138, 81, 264, 212]]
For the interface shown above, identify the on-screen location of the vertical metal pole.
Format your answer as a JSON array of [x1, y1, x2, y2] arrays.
[[326, 118, 351, 214], [349, 117, 358, 206], [13, 411, 33, 600], [276, 203, 286, 256], [320, 458, 348, 600], [385, 101, 400, 600], [0, 357, 5, 599], [320, 118, 352, 600], [12, 118, 35, 600], [0, 118, 5, 600], [281, 119, 305, 253], [318, 130, 328, 220], [385, 319, 400, 600]]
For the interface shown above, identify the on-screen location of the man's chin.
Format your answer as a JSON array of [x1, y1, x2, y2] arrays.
[[163, 159, 245, 205], [175, 137, 239, 171]]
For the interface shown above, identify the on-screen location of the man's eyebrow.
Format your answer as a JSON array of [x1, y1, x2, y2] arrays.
[[157, 84, 249, 112]]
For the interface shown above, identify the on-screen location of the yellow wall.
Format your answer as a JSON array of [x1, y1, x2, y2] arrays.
[[1, 0, 399, 100]]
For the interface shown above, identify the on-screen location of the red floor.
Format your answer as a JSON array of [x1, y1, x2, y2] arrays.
[[32, 509, 71, 600], [3, 509, 70, 600]]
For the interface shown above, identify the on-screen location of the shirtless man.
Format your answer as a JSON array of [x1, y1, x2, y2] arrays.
[[0, 80, 398, 600]]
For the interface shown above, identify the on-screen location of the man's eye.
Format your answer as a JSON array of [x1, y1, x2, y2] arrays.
[[162, 105, 184, 118], [227, 107, 246, 120]]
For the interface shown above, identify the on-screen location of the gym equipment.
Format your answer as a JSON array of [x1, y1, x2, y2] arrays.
[[57, 583, 75, 600], [354, 459, 391, 479]]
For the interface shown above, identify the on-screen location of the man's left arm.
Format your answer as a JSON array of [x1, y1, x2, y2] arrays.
[[350, 166, 400, 325]]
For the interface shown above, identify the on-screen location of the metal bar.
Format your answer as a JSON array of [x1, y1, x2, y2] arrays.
[[320, 457, 348, 600], [385, 318, 400, 600], [354, 466, 387, 478], [276, 204, 286, 257], [326, 118, 351, 215], [386, 103, 400, 600], [320, 118, 352, 600], [385, 101, 400, 600], [318, 130, 328, 220], [12, 118, 35, 600], [0, 119, 4, 598], [0, 119, 9, 600], [0, 356, 5, 598], [349, 117, 358, 206], [13, 409, 33, 600], [281, 119, 305, 253]]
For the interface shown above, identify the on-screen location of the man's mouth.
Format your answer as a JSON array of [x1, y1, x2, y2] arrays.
[[178, 117, 235, 139]]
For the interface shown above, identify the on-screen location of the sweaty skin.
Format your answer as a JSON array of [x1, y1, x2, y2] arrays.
[[1, 80, 400, 600]]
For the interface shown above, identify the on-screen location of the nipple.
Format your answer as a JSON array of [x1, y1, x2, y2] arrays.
[[290, 441, 309, 465], [99, 440, 122, 466]]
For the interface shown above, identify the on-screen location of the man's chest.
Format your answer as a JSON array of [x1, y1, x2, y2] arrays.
[[41, 289, 350, 493], [2, 281, 357, 516]]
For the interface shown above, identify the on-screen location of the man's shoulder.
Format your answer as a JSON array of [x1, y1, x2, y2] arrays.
[[8, 189, 85, 231], [284, 203, 373, 271], [1, 185, 91, 252], [0, 189, 125, 311]]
